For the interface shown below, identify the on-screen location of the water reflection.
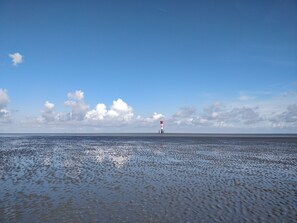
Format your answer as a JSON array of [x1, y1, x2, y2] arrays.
[[152, 143, 166, 156], [90, 146, 132, 168]]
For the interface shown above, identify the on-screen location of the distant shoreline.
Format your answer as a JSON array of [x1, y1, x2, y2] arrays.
[[0, 133, 297, 138]]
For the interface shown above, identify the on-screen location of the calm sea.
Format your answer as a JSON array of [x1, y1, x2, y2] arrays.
[[0, 134, 296, 222]]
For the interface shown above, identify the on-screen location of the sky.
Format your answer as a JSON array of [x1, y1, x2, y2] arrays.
[[0, 0, 296, 133]]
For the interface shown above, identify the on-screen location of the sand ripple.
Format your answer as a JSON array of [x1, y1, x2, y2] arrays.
[[0, 135, 296, 222]]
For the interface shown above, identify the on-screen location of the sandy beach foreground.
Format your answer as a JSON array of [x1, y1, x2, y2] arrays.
[[0, 134, 296, 222]]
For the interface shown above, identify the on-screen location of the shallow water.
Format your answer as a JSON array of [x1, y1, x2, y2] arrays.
[[0, 134, 296, 222]]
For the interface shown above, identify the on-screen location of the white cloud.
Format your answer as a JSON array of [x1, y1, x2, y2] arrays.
[[109, 99, 134, 121], [86, 98, 134, 123], [270, 104, 297, 126], [0, 89, 9, 109], [106, 109, 119, 117], [136, 112, 164, 124], [0, 89, 11, 123], [37, 101, 56, 123], [34, 91, 134, 126], [27, 91, 125, 127], [64, 100, 89, 121], [0, 109, 11, 122], [9, 53, 23, 66], [111, 98, 130, 112], [44, 101, 55, 111], [67, 90, 84, 101], [64, 90, 89, 121], [85, 103, 107, 121], [152, 112, 163, 120]]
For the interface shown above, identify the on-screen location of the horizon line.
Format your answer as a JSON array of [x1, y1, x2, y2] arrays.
[[1, 132, 296, 137]]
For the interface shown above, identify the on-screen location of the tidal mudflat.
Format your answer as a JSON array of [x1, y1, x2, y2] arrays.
[[0, 134, 296, 222]]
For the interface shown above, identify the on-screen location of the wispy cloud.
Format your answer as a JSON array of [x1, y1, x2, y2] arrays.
[[136, 112, 164, 124], [173, 107, 196, 118], [67, 90, 84, 101], [238, 92, 256, 101]]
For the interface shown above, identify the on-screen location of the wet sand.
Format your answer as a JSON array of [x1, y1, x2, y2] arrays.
[[0, 135, 296, 222]]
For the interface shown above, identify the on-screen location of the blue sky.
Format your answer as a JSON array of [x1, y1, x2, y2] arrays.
[[0, 0, 296, 133]]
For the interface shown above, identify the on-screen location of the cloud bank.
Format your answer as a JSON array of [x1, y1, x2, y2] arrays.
[[167, 91, 297, 131], [35, 91, 137, 128], [1, 88, 296, 133]]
